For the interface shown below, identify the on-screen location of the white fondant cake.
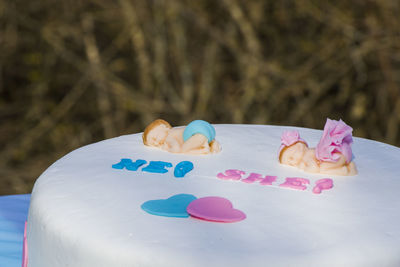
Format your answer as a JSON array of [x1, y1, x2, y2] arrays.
[[27, 125, 400, 267]]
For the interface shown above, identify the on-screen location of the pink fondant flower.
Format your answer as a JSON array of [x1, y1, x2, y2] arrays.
[[278, 130, 308, 159], [315, 119, 354, 163]]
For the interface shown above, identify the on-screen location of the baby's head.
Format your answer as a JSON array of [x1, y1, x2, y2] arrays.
[[279, 142, 307, 166], [143, 119, 172, 147], [278, 130, 308, 166]]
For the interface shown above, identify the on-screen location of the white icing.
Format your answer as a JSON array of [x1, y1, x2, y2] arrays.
[[27, 125, 400, 267]]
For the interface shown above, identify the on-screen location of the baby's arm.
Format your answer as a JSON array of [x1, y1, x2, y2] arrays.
[[162, 128, 185, 153], [299, 148, 320, 173]]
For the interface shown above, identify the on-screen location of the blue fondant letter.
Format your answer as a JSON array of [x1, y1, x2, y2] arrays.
[[142, 161, 173, 173], [112, 158, 147, 171], [174, 161, 194, 178]]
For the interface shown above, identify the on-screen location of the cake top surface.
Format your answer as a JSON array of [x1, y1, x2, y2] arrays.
[[28, 124, 400, 267]]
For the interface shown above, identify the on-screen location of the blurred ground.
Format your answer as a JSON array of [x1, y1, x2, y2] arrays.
[[1, 0, 399, 195]]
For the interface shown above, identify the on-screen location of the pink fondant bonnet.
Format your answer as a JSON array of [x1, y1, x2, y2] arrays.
[[278, 130, 308, 161]]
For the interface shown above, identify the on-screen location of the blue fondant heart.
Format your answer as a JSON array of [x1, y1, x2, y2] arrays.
[[141, 194, 197, 218]]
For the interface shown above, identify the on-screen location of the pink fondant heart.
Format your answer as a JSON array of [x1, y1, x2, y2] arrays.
[[187, 197, 246, 223]]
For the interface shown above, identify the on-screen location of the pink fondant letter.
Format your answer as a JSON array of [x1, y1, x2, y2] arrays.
[[259, 175, 277, 186], [217, 169, 245, 180], [312, 178, 334, 194], [241, 173, 263, 183], [280, 177, 310, 190]]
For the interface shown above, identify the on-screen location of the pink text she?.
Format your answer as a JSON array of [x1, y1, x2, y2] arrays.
[[217, 169, 333, 194]]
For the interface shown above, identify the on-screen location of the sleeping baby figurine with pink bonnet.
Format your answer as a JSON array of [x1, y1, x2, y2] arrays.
[[278, 119, 357, 176], [143, 119, 221, 155]]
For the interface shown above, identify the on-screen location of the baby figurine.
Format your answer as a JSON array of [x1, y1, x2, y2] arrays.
[[143, 119, 221, 154], [278, 119, 357, 176]]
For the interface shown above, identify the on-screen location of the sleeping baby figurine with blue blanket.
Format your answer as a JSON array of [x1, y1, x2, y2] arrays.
[[143, 119, 221, 154]]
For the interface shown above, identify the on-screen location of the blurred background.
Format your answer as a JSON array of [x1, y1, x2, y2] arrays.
[[1, 0, 399, 195]]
